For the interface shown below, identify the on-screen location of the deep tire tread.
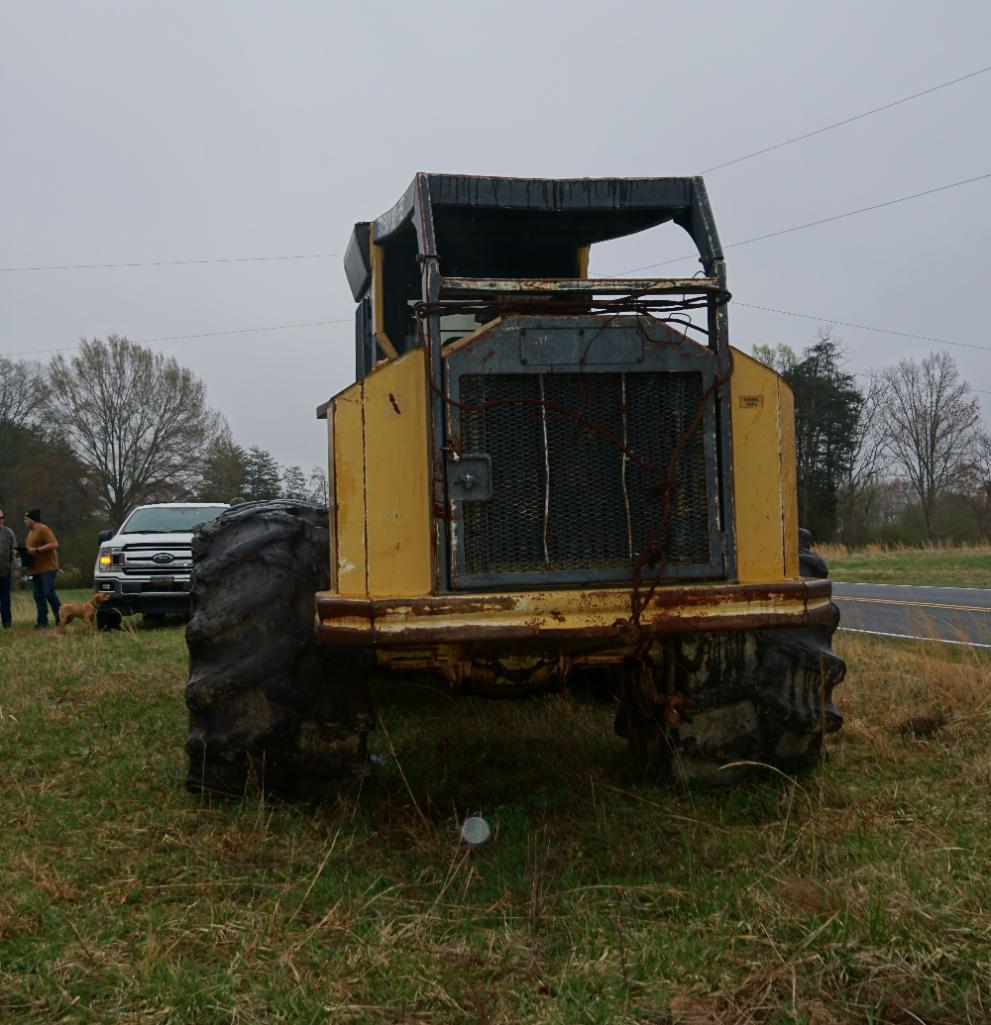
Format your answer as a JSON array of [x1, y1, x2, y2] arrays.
[[184, 500, 372, 800]]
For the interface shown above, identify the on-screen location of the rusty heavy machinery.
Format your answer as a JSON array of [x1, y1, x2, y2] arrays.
[[185, 174, 844, 797]]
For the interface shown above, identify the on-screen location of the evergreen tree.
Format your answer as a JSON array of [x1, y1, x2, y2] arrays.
[[198, 430, 248, 503], [241, 447, 282, 501], [783, 332, 862, 541], [280, 464, 308, 500]]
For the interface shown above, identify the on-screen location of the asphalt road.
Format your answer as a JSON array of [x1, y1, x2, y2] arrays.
[[832, 581, 991, 648]]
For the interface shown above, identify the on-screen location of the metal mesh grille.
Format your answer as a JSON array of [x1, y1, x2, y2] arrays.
[[458, 372, 711, 578]]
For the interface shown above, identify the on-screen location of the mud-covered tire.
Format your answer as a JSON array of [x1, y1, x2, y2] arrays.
[[616, 531, 843, 781], [611, 525, 846, 782], [616, 608, 845, 783], [798, 527, 829, 579], [184, 500, 372, 799]]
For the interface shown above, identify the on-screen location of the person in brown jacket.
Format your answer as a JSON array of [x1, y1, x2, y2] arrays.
[[23, 508, 61, 628]]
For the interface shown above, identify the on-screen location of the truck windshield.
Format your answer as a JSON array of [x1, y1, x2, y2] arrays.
[[121, 506, 227, 534]]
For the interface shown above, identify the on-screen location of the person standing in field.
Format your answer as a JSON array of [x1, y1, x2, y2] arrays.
[[0, 509, 15, 629], [23, 508, 60, 628]]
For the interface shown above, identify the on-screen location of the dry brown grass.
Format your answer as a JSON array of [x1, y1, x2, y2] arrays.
[[0, 601, 989, 1023], [817, 540, 988, 560]]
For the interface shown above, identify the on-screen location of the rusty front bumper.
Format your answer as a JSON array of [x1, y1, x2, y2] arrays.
[[315, 580, 833, 653]]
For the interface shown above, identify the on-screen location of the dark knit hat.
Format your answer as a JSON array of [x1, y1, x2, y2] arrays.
[[25, 508, 41, 522]]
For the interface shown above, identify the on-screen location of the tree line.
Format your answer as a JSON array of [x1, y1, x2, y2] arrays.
[[0, 335, 327, 577], [754, 331, 990, 546], [2, 331, 988, 580]]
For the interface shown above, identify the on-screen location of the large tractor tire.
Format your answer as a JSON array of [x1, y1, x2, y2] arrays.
[[615, 611, 845, 782], [616, 537, 845, 782], [184, 500, 372, 799]]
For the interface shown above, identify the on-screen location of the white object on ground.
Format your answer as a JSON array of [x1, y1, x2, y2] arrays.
[[460, 816, 492, 846]]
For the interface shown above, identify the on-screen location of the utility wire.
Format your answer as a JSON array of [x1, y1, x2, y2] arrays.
[[734, 302, 991, 353], [4, 318, 352, 358], [3, 64, 987, 276], [10, 172, 991, 360], [609, 170, 991, 275], [0, 252, 340, 273], [9, 296, 987, 366], [700, 63, 991, 174]]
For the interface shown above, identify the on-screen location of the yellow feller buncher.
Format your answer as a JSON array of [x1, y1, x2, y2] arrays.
[[185, 174, 844, 798]]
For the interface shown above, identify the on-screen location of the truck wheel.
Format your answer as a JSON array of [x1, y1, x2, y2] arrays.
[[184, 500, 372, 799]]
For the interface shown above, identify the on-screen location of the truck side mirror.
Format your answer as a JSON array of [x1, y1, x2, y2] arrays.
[[97, 529, 114, 543]]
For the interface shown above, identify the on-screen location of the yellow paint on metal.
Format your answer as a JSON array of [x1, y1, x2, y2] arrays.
[[331, 384, 367, 596], [575, 244, 590, 277], [362, 348, 433, 597], [369, 226, 399, 361], [730, 348, 793, 582], [778, 379, 799, 577]]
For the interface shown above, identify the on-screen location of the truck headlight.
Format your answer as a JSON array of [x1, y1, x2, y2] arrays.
[[98, 548, 113, 568]]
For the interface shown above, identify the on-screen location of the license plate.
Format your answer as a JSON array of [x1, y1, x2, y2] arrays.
[[157, 577, 175, 585]]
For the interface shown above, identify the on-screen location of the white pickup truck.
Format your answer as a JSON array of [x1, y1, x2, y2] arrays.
[[93, 503, 228, 620]]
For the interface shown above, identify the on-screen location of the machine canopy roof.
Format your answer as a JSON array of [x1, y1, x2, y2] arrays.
[[343, 174, 721, 299]]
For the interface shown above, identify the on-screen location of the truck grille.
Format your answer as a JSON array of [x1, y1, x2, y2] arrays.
[[458, 371, 711, 578], [121, 544, 192, 575]]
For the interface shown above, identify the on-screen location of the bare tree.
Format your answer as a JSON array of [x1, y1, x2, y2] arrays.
[[1, 357, 57, 516], [0, 356, 49, 429], [836, 370, 888, 544], [307, 466, 329, 505], [965, 431, 991, 544], [877, 351, 981, 542], [751, 342, 798, 374], [47, 336, 222, 526]]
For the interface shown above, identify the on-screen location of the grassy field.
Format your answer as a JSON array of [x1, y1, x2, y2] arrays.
[[1, 588, 989, 1024], [820, 543, 991, 588]]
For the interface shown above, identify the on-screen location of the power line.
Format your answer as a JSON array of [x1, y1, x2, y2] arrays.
[[5, 65, 989, 276], [4, 318, 352, 358], [609, 170, 991, 275], [7, 303, 991, 399], [0, 252, 340, 273], [700, 63, 991, 174], [734, 302, 991, 353], [7, 65, 989, 276]]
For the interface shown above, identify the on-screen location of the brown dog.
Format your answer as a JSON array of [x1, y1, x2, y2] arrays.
[[58, 592, 111, 632]]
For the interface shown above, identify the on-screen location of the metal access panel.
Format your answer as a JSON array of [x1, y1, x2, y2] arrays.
[[443, 316, 725, 590]]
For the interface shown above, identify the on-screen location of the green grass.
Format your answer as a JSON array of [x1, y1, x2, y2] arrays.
[[821, 544, 991, 588], [1, 588, 990, 1023]]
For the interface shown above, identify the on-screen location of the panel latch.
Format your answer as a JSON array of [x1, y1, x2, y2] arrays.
[[447, 453, 492, 501]]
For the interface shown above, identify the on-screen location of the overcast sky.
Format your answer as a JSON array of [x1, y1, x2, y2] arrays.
[[2, 0, 989, 471]]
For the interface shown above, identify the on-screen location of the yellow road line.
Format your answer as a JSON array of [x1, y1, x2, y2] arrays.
[[834, 596, 991, 614]]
